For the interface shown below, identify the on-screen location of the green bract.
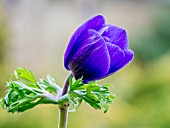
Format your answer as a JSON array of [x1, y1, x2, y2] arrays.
[[0, 67, 115, 113]]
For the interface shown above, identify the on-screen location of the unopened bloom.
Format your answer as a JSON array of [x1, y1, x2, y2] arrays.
[[64, 15, 134, 82]]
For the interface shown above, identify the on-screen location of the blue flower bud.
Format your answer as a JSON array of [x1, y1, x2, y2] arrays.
[[64, 15, 134, 82]]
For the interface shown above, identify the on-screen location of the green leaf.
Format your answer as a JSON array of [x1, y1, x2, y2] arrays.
[[0, 67, 115, 114], [68, 77, 115, 113], [70, 77, 84, 91], [14, 67, 36, 83], [39, 75, 62, 93], [103, 104, 109, 113], [0, 67, 63, 113]]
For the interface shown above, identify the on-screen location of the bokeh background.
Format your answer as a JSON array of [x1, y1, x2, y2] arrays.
[[0, 0, 170, 128]]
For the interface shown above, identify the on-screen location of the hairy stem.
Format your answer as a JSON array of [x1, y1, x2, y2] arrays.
[[58, 74, 72, 128], [58, 106, 68, 128]]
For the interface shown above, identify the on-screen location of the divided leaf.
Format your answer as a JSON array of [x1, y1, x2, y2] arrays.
[[0, 67, 62, 113], [0, 67, 115, 114], [69, 79, 115, 113]]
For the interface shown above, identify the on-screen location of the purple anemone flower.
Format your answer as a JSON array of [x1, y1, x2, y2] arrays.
[[64, 15, 134, 83]]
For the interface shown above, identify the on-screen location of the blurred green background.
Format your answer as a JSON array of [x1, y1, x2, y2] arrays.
[[0, 0, 170, 128]]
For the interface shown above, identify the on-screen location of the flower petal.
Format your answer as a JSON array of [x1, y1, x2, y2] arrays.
[[64, 15, 105, 70], [65, 29, 102, 70], [106, 43, 125, 75], [72, 29, 101, 52], [68, 40, 110, 82], [102, 24, 129, 50], [107, 49, 134, 75]]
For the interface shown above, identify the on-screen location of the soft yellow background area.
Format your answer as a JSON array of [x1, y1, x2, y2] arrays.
[[0, 0, 170, 128]]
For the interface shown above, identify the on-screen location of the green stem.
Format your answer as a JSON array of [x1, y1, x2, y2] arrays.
[[58, 74, 72, 128], [58, 106, 68, 128]]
